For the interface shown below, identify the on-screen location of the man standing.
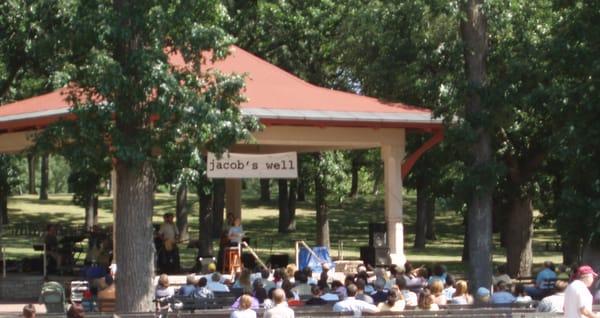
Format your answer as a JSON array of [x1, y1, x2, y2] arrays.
[[564, 265, 599, 318], [158, 213, 180, 273]]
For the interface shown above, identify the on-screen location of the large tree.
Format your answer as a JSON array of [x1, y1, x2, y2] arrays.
[[37, 1, 258, 312], [461, 0, 494, 293]]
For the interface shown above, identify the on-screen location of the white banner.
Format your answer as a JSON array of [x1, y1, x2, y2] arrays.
[[207, 152, 298, 179]]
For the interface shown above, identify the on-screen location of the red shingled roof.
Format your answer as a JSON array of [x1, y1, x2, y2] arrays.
[[0, 46, 440, 132]]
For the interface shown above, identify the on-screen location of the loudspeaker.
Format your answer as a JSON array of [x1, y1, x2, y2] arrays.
[[368, 223, 387, 247], [268, 254, 289, 269], [360, 246, 391, 267], [241, 252, 257, 270], [372, 232, 387, 248]]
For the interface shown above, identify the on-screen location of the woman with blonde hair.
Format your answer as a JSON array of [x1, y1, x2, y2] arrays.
[[285, 264, 297, 283], [429, 280, 447, 305], [230, 294, 257, 318], [451, 280, 473, 304], [155, 274, 175, 313]]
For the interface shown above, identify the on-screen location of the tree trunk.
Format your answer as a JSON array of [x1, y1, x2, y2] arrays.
[[212, 179, 225, 239], [85, 195, 95, 230], [278, 179, 290, 233], [425, 196, 437, 241], [27, 154, 37, 195], [462, 0, 492, 294], [175, 184, 189, 242], [260, 179, 270, 202], [39, 154, 49, 200], [0, 193, 8, 225], [93, 196, 98, 225], [562, 236, 581, 266], [462, 212, 469, 262], [198, 179, 214, 257], [506, 196, 533, 277], [371, 168, 383, 195], [349, 157, 360, 198], [115, 161, 155, 312], [287, 180, 297, 232], [315, 154, 330, 249], [414, 178, 427, 249], [297, 178, 306, 202]]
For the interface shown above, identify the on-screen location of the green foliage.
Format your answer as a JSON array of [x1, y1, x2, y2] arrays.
[[0, 0, 74, 101], [0, 155, 23, 196]]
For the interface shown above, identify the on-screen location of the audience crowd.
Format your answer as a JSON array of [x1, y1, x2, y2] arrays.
[[39, 258, 599, 317]]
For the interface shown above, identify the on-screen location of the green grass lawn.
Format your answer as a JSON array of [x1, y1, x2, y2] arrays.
[[0, 181, 562, 276]]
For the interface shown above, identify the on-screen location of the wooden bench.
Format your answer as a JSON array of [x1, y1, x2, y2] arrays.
[[97, 297, 116, 313]]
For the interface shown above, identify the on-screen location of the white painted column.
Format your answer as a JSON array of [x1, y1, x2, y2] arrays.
[[381, 144, 406, 266], [225, 179, 242, 220]]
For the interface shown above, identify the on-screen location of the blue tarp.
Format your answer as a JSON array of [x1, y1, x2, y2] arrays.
[[298, 246, 334, 273]]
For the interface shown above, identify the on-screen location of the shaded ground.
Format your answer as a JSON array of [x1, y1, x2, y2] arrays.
[[1, 181, 562, 276]]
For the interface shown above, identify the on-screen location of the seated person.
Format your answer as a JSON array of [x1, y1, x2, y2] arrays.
[[292, 271, 312, 297], [537, 280, 567, 313], [231, 288, 260, 310], [490, 281, 516, 304], [233, 268, 253, 291], [264, 289, 295, 318], [377, 289, 405, 312], [260, 269, 276, 292], [476, 287, 491, 304], [333, 284, 379, 314], [355, 279, 374, 304], [514, 283, 532, 304], [195, 277, 214, 299], [22, 304, 36, 318], [66, 302, 85, 318], [207, 272, 230, 292], [305, 286, 328, 305], [450, 280, 473, 304], [155, 274, 175, 312], [525, 261, 557, 299], [97, 274, 116, 312], [417, 289, 439, 311], [370, 279, 388, 305], [177, 274, 198, 297], [231, 294, 257, 318], [396, 275, 418, 307], [492, 264, 512, 286], [429, 280, 447, 306]]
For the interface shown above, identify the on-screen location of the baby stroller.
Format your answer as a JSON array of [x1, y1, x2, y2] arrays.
[[39, 281, 66, 313]]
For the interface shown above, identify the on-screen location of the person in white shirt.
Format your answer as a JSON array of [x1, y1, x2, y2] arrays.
[[264, 288, 295, 318], [564, 265, 599, 318], [537, 280, 567, 313], [333, 284, 379, 316], [207, 272, 230, 292]]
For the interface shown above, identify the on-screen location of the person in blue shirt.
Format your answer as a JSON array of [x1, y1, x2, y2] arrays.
[[177, 274, 198, 297], [525, 261, 557, 299], [490, 281, 516, 305]]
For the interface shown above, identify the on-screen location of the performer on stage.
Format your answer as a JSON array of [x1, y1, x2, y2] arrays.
[[157, 213, 180, 273], [228, 217, 245, 246]]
